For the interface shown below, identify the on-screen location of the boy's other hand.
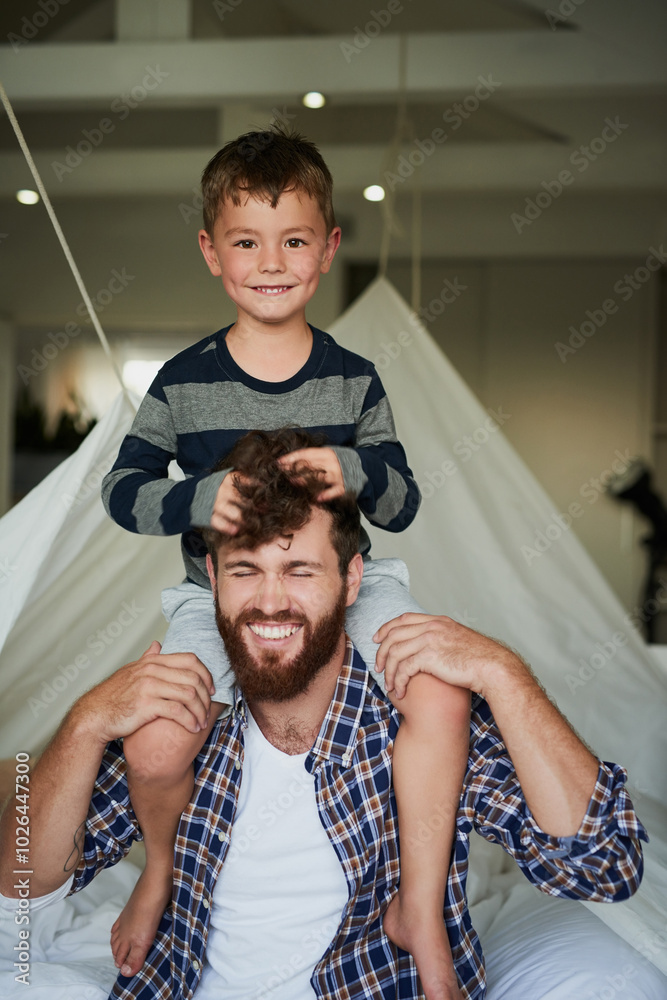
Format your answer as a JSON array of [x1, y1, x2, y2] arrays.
[[211, 473, 247, 534], [279, 447, 345, 501]]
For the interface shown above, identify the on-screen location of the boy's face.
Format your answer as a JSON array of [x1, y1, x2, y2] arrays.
[[198, 189, 341, 333]]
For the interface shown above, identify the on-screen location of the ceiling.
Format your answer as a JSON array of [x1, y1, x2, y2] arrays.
[[0, 0, 665, 332]]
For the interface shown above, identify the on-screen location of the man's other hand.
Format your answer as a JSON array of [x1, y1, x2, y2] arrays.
[[73, 642, 215, 747], [373, 613, 516, 700]]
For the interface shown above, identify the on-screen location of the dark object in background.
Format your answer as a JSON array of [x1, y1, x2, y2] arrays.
[[607, 458, 667, 643]]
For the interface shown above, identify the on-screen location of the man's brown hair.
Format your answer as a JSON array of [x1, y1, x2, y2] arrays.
[[203, 429, 359, 577], [201, 123, 337, 236]]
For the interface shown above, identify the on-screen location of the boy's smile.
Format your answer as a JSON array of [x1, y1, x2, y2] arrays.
[[198, 189, 341, 338]]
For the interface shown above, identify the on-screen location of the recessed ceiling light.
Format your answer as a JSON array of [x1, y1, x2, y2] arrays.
[[302, 91, 326, 109], [363, 185, 385, 202], [16, 189, 40, 205]]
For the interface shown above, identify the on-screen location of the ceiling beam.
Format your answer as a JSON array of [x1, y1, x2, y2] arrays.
[[1, 140, 665, 198], [1, 29, 666, 108]]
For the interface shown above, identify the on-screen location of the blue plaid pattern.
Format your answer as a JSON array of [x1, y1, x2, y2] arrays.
[[71, 641, 647, 1000]]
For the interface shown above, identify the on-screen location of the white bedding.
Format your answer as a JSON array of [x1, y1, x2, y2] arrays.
[[2, 846, 665, 999]]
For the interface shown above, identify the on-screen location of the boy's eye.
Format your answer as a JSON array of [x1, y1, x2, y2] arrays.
[[285, 238, 305, 248], [235, 240, 256, 249]]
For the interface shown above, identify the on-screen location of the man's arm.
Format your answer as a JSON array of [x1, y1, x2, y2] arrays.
[[375, 614, 600, 836], [0, 643, 213, 897]]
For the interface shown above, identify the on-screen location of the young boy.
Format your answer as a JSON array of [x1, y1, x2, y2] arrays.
[[102, 125, 469, 1000]]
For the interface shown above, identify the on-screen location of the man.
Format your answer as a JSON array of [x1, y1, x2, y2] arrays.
[[0, 429, 647, 1000]]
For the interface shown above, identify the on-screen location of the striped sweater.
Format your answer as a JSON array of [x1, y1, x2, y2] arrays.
[[102, 325, 420, 588]]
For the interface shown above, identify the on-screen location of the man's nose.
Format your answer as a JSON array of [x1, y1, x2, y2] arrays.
[[254, 574, 290, 614]]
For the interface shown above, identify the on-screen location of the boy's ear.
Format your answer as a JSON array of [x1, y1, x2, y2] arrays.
[[199, 229, 222, 277], [320, 226, 342, 274]]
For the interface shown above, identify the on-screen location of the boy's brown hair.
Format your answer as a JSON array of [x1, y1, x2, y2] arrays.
[[201, 123, 337, 236]]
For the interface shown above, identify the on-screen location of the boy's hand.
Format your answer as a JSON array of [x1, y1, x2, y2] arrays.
[[278, 447, 345, 501], [211, 473, 247, 534]]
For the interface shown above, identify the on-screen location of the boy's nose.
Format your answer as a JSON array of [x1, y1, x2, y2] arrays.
[[258, 245, 285, 273]]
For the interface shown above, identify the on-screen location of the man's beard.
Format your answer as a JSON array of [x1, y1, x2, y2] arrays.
[[214, 586, 347, 703]]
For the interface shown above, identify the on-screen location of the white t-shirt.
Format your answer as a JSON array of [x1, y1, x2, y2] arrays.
[[195, 708, 349, 999]]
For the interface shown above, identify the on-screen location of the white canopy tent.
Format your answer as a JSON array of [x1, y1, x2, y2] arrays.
[[0, 277, 665, 978]]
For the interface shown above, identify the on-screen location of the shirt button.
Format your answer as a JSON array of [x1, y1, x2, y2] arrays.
[[202, 898, 210, 909], [342, 752, 352, 765], [192, 959, 200, 971], [234, 758, 242, 770]]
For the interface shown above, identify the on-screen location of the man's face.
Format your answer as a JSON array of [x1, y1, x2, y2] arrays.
[[208, 508, 361, 703]]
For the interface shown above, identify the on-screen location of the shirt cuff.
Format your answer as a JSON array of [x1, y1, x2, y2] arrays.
[[189, 469, 231, 528], [0, 874, 74, 915], [520, 760, 649, 856], [331, 447, 368, 497]]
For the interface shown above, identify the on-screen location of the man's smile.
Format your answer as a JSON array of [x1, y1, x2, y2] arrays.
[[247, 622, 303, 641]]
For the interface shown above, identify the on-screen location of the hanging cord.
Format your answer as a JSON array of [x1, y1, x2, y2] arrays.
[[377, 35, 423, 315], [0, 79, 131, 404]]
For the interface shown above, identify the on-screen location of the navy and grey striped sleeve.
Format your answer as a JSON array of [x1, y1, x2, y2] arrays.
[[331, 367, 420, 533], [101, 374, 228, 536]]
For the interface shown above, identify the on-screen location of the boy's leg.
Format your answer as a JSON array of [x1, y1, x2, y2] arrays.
[[111, 583, 235, 978], [384, 674, 469, 1000], [346, 559, 469, 1000]]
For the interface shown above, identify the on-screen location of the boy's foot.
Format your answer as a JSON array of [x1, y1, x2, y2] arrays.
[[383, 893, 464, 1000], [110, 866, 173, 978]]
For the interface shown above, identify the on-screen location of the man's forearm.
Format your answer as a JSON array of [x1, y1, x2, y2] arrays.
[[482, 652, 600, 837], [0, 707, 105, 897]]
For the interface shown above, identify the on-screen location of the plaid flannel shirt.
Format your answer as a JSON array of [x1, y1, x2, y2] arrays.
[[71, 640, 647, 1000]]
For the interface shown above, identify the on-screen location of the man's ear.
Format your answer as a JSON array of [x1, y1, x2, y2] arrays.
[[206, 552, 217, 592], [345, 553, 364, 608]]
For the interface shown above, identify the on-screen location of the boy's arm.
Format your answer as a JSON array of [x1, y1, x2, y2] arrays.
[[281, 370, 420, 532], [335, 368, 420, 533], [102, 375, 230, 535]]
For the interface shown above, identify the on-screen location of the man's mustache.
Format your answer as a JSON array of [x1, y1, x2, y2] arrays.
[[237, 609, 307, 625]]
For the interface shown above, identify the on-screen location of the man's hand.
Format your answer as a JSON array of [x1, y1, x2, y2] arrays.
[[211, 473, 248, 534], [373, 613, 516, 700], [278, 447, 345, 501], [73, 641, 215, 747]]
